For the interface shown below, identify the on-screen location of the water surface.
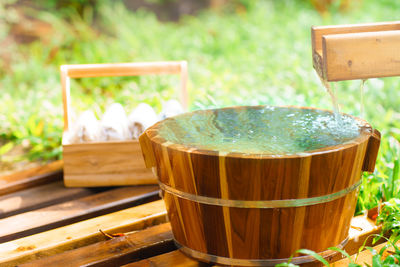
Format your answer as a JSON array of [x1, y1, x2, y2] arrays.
[[158, 106, 366, 155]]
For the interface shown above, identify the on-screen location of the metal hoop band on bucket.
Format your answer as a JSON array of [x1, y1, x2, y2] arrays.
[[159, 179, 361, 208], [175, 237, 349, 266]]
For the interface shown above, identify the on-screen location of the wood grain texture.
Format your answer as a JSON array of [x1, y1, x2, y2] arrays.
[[110, 216, 380, 267], [0, 200, 167, 266], [141, 106, 380, 263], [312, 21, 400, 53], [122, 216, 382, 267], [0, 185, 159, 242], [363, 129, 381, 172], [0, 181, 98, 219], [323, 30, 400, 81], [63, 62, 184, 78], [0, 160, 63, 196], [123, 250, 208, 267], [9, 214, 380, 267], [61, 61, 188, 187], [311, 21, 400, 81], [302, 215, 383, 267], [63, 141, 156, 187], [19, 223, 175, 267]]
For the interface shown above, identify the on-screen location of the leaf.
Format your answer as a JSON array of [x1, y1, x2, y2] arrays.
[[32, 120, 44, 137], [382, 255, 396, 264], [393, 254, 400, 264], [296, 249, 330, 267], [393, 158, 400, 194], [328, 247, 353, 263], [0, 142, 14, 155], [379, 243, 391, 256], [391, 236, 400, 254], [27, 116, 37, 135], [371, 254, 382, 267]]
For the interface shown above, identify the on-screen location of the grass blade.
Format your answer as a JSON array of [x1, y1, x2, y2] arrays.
[[296, 249, 330, 267]]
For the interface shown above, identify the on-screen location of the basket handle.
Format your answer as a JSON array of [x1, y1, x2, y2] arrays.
[[60, 61, 188, 131]]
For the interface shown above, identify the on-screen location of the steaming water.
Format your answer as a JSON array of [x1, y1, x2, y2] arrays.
[[158, 106, 366, 155]]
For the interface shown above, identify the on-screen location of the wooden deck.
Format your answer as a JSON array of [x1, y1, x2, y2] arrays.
[[0, 161, 384, 266]]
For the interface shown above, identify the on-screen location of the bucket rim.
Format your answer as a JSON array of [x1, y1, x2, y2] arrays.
[[143, 105, 373, 159]]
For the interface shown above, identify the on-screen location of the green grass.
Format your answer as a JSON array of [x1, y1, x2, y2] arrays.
[[1, 0, 400, 211]]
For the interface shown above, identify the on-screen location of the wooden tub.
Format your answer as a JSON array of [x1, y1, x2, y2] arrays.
[[139, 106, 380, 266]]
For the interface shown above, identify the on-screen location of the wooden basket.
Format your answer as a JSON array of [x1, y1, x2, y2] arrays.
[[61, 61, 188, 187]]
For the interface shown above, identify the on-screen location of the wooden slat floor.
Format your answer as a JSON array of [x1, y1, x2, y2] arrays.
[[0, 161, 383, 266]]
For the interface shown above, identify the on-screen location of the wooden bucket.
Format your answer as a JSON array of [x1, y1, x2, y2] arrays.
[[139, 106, 381, 266]]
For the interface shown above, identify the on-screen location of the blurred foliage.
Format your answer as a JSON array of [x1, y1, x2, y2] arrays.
[[0, 0, 400, 212], [376, 199, 400, 242], [34, 0, 98, 18]]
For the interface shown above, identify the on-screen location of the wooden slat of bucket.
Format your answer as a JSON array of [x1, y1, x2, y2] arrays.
[[122, 250, 207, 267], [0, 185, 159, 242], [0, 160, 63, 196], [0, 181, 98, 219], [0, 200, 167, 266], [19, 223, 175, 267]]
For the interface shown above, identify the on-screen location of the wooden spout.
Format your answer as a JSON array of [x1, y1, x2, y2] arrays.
[[312, 21, 400, 81], [139, 132, 156, 168], [362, 129, 381, 173]]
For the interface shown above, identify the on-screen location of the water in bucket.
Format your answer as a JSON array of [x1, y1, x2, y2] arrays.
[[158, 106, 367, 155]]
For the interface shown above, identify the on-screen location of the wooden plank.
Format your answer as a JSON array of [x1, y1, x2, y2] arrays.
[[20, 223, 175, 267], [311, 21, 400, 81], [123, 250, 207, 267], [22, 215, 377, 267], [332, 241, 392, 266], [311, 21, 400, 53], [131, 216, 380, 267], [323, 30, 400, 81], [122, 216, 382, 267], [0, 200, 167, 266], [0, 181, 99, 219], [0, 160, 63, 196], [0, 185, 159, 242]]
